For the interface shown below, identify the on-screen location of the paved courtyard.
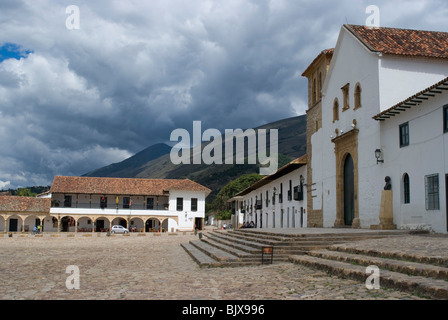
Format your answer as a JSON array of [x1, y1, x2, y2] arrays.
[[0, 232, 431, 300]]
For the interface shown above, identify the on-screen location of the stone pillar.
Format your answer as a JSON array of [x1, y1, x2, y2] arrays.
[[372, 190, 396, 230]]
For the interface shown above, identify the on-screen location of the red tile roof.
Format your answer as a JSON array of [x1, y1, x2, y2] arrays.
[[0, 196, 50, 213], [345, 24, 448, 59], [50, 176, 211, 196]]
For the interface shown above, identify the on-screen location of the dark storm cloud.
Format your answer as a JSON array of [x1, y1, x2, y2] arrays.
[[0, 0, 447, 188]]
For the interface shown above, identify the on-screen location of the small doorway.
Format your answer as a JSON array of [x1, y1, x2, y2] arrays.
[[61, 217, 70, 232], [344, 154, 355, 226], [96, 219, 105, 232], [9, 218, 18, 232], [300, 207, 304, 228], [194, 217, 203, 230]]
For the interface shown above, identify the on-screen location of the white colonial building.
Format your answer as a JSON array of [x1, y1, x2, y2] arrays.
[[374, 77, 448, 232], [231, 155, 307, 229], [304, 24, 448, 233], [0, 176, 210, 233]]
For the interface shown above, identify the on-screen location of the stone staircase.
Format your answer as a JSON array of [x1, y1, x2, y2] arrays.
[[181, 228, 408, 268], [289, 242, 448, 299]]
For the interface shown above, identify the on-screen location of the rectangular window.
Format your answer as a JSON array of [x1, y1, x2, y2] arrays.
[[288, 180, 292, 201], [191, 198, 198, 212], [425, 174, 439, 210], [146, 198, 154, 210], [279, 183, 283, 204], [399, 122, 409, 147], [123, 197, 130, 209], [177, 197, 183, 211], [403, 174, 410, 204], [265, 190, 269, 207], [444, 105, 448, 133], [64, 195, 72, 207]]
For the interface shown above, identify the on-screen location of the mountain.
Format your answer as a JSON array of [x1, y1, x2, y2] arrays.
[[83, 115, 307, 201], [83, 143, 172, 177]]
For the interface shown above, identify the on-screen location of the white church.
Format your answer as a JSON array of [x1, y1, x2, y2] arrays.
[[232, 24, 448, 234], [303, 24, 448, 233]]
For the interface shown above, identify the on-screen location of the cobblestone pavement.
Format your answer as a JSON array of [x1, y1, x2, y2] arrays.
[[0, 233, 431, 300]]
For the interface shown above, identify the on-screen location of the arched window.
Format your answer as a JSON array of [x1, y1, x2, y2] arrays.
[[354, 83, 362, 109], [333, 98, 339, 122], [403, 173, 410, 204]]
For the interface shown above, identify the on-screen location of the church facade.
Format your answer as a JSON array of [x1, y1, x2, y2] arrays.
[[304, 25, 448, 233]]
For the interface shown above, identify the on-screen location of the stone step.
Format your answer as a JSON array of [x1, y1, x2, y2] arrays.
[[204, 232, 260, 254], [180, 243, 221, 268], [240, 229, 416, 238], [201, 236, 260, 258], [328, 244, 448, 268], [207, 231, 269, 250], [211, 230, 282, 246], [308, 249, 448, 281], [227, 230, 291, 242], [289, 254, 448, 299], [204, 236, 291, 261], [233, 229, 407, 243], [181, 242, 286, 268], [189, 240, 241, 262], [208, 231, 317, 254]]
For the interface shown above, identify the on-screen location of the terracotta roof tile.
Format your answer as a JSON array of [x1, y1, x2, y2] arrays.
[[50, 176, 211, 196], [0, 196, 50, 213], [346, 24, 448, 59]]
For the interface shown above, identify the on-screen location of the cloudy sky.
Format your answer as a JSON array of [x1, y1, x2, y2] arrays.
[[1, 0, 448, 188]]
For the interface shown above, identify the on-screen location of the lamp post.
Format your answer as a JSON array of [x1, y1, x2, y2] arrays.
[[375, 149, 384, 164]]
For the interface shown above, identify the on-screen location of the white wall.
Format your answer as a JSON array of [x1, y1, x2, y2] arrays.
[[319, 27, 384, 227], [380, 90, 448, 232], [49, 189, 207, 232], [378, 56, 448, 111], [315, 26, 448, 230], [240, 165, 307, 229], [169, 190, 206, 231]]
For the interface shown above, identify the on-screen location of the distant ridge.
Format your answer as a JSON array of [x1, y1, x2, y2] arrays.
[[83, 143, 172, 178], [83, 115, 307, 201]]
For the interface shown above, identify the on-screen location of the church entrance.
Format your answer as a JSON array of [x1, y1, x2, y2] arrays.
[[344, 154, 355, 225], [332, 128, 359, 228]]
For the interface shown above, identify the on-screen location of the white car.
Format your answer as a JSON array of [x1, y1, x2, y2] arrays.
[[111, 225, 129, 234]]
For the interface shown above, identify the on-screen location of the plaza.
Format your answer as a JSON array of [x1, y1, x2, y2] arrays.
[[0, 229, 436, 300]]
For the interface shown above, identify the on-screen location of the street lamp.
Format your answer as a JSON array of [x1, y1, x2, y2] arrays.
[[375, 149, 384, 164]]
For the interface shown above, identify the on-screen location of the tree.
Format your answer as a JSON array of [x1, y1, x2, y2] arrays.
[[14, 188, 37, 197], [209, 173, 263, 214]]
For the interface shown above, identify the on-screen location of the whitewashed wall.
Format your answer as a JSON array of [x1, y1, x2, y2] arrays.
[[169, 190, 207, 231], [315, 25, 448, 229], [240, 165, 307, 229], [380, 90, 448, 233]]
